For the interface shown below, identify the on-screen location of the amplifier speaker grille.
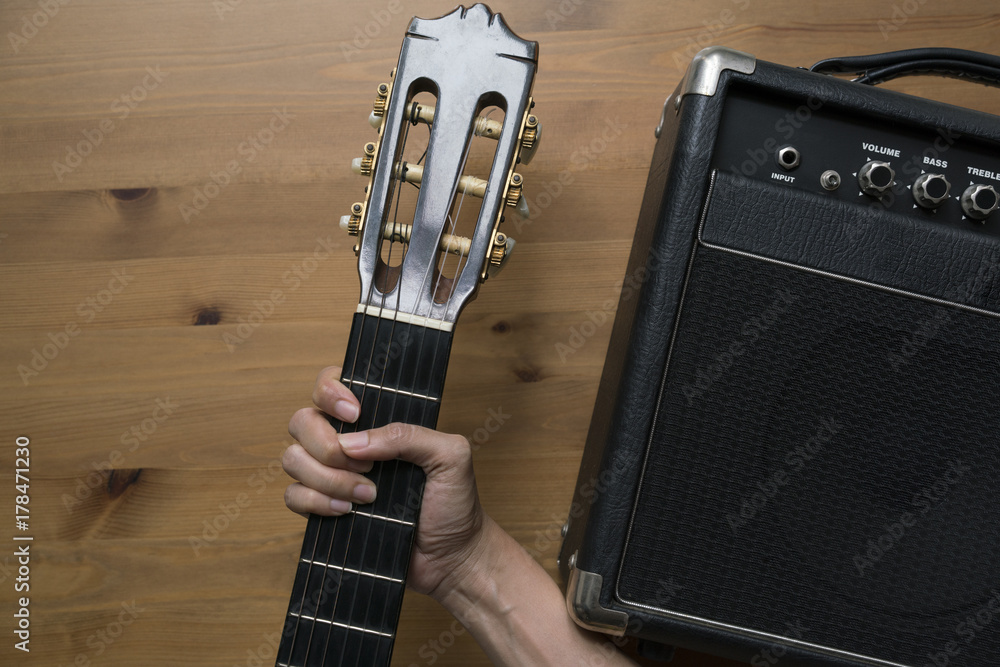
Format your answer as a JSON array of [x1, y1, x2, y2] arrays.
[[620, 246, 1000, 665]]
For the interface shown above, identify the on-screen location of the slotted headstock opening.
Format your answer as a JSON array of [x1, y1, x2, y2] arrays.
[[432, 97, 506, 304], [373, 87, 438, 296]]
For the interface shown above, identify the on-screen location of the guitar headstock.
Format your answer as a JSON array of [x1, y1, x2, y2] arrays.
[[340, 4, 540, 329]]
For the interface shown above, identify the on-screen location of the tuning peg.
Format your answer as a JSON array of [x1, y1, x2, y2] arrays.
[[505, 173, 523, 207], [519, 114, 541, 164], [376, 161, 490, 199], [502, 173, 530, 218], [515, 195, 529, 218], [350, 142, 378, 176], [372, 82, 390, 117], [341, 202, 364, 236], [487, 232, 515, 277]]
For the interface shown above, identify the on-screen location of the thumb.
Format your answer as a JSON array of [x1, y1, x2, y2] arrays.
[[337, 422, 471, 475]]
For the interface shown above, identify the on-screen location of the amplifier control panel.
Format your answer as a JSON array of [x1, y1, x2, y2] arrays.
[[711, 89, 1000, 238]]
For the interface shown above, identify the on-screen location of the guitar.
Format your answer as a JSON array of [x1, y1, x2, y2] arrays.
[[275, 5, 539, 666]]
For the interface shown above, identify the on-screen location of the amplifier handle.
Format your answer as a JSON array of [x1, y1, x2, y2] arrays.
[[809, 47, 1000, 88]]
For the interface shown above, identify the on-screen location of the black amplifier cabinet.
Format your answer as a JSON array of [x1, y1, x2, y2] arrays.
[[559, 47, 1000, 667]]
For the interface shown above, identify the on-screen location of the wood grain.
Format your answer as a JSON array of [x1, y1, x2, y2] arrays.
[[2, 0, 999, 664]]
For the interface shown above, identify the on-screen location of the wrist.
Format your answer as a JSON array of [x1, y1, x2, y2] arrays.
[[428, 513, 506, 610]]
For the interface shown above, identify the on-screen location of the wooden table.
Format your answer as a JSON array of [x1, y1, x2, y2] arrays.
[[2, 1, 998, 664]]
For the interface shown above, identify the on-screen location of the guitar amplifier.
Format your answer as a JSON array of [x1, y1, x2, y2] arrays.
[[558, 47, 1000, 667]]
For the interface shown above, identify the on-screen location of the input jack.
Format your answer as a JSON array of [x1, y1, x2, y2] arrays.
[[776, 145, 801, 170]]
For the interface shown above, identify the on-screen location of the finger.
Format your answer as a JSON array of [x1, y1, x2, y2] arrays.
[[284, 482, 353, 517], [281, 443, 377, 505], [337, 422, 471, 475], [311, 366, 360, 423], [288, 407, 373, 473]]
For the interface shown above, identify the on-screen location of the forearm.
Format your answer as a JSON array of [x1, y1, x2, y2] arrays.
[[431, 516, 636, 667]]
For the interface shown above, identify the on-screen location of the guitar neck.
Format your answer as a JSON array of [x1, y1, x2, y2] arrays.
[[276, 310, 454, 667]]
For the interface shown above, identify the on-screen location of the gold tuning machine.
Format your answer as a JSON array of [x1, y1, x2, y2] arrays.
[[372, 82, 390, 117], [519, 114, 541, 164], [487, 231, 515, 277], [351, 142, 377, 177], [505, 173, 523, 207], [341, 202, 364, 237]]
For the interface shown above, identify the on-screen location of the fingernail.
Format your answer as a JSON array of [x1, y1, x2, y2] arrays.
[[336, 400, 360, 423], [352, 483, 377, 504], [346, 458, 373, 473], [338, 430, 367, 452], [330, 498, 352, 514]]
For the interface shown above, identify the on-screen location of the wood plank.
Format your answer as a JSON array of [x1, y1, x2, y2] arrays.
[[3, 0, 999, 664]]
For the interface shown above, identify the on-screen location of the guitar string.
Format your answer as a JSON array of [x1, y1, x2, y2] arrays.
[[344, 100, 477, 665], [294, 102, 414, 666], [359, 104, 501, 666], [348, 103, 495, 665], [291, 92, 503, 665], [320, 108, 418, 665], [327, 99, 424, 665]]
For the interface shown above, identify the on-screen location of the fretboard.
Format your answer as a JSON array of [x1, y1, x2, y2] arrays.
[[276, 311, 453, 667]]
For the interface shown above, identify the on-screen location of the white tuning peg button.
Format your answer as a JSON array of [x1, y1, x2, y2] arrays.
[[369, 111, 382, 129], [516, 194, 530, 218], [339, 215, 351, 233], [351, 157, 364, 175]]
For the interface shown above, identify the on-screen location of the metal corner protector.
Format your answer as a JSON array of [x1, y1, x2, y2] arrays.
[[565, 551, 629, 636], [656, 46, 756, 137]]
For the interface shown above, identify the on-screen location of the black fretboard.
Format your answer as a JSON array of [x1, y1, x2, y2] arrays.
[[276, 311, 453, 667]]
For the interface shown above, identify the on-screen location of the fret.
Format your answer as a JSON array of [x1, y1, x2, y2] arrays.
[[287, 611, 394, 637], [281, 616, 393, 667], [301, 558, 406, 584], [351, 510, 415, 526], [339, 313, 452, 394], [277, 312, 452, 667], [340, 377, 440, 403]]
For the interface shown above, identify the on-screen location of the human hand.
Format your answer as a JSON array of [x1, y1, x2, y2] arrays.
[[282, 365, 491, 598]]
